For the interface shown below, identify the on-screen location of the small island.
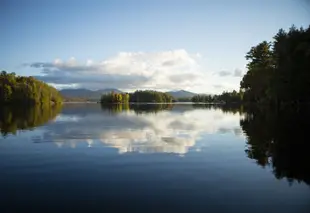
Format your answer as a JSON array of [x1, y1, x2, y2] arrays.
[[100, 90, 174, 104]]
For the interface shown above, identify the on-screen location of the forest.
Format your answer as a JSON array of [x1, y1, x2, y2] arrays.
[[192, 25, 310, 108], [100, 90, 174, 104], [191, 90, 242, 104], [100, 92, 130, 103], [0, 71, 62, 105], [129, 90, 173, 103], [236, 25, 310, 185], [241, 25, 310, 108]]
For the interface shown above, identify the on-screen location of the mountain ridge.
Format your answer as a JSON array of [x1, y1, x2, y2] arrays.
[[166, 90, 197, 98], [60, 88, 123, 100]]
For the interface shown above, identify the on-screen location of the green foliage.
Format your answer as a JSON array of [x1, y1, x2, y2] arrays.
[[100, 92, 130, 103], [241, 25, 310, 106], [0, 104, 62, 136], [0, 71, 62, 105], [238, 25, 310, 186], [129, 90, 173, 103]]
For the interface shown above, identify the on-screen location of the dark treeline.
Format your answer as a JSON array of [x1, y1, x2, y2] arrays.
[[129, 90, 173, 103], [191, 90, 242, 104], [0, 105, 62, 137], [192, 25, 310, 107], [241, 25, 310, 107], [240, 106, 310, 185], [0, 71, 62, 105], [239, 25, 310, 185], [100, 90, 173, 104]]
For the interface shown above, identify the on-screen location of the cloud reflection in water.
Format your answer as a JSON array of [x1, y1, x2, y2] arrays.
[[34, 104, 244, 154]]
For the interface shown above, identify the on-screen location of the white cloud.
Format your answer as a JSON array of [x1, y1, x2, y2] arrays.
[[24, 49, 245, 93], [27, 49, 206, 91]]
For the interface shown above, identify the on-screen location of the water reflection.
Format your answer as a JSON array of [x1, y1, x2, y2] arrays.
[[240, 106, 310, 185], [2, 103, 309, 187], [0, 105, 62, 137], [100, 103, 174, 114], [33, 104, 243, 154], [192, 103, 243, 115]]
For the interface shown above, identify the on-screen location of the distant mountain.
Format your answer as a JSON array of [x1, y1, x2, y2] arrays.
[[60, 88, 123, 100], [97, 88, 123, 94], [167, 90, 197, 99], [60, 88, 197, 101]]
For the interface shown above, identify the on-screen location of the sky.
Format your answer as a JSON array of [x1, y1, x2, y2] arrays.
[[1, 0, 309, 94]]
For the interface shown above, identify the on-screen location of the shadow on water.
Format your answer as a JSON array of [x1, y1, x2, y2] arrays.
[[240, 105, 310, 186], [192, 103, 243, 115], [187, 103, 310, 186], [0, 104, 62, 137]]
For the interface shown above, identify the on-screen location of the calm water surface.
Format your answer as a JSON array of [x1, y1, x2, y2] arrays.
[[0, 104, 309, 213]]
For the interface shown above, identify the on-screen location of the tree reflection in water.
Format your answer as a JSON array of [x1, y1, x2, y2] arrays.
[[240, 106, 310, 186], [0, 105, 62, 137], [100, 103, 174, 114], [2, 102, 309, 186], [192, 103, 310, 186]]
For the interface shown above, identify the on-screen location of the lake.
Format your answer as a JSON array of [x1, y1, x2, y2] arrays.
[[0, 103, 309, 213]]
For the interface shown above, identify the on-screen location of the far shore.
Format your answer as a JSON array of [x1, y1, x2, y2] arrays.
[[63, 101, 227, 105]]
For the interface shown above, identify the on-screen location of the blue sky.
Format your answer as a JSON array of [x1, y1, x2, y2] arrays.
[[1, 0, 309, 93]]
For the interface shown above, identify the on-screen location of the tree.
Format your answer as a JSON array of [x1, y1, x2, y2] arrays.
[[100, 92, 129, 104], [191, 91, 242, 104], [129, 90, 173, 103], [0, 71, 62, 105], [240, 25, 310, 107], [240, 41, 274, 103]]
